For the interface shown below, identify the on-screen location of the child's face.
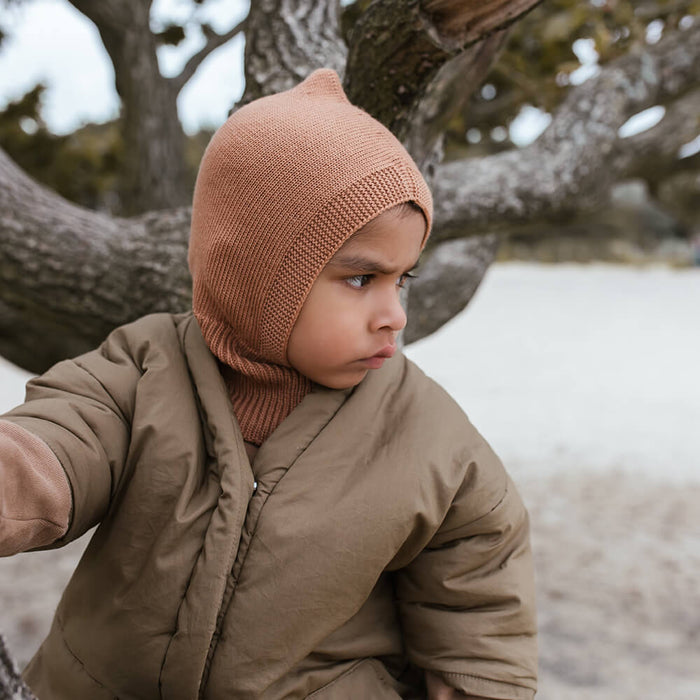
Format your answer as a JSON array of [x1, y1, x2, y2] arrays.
[[287, 205, 426, 389]]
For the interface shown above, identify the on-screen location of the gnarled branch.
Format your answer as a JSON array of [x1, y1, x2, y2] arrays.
[[0, 634, 36, 700], [431, 22, 700, 243], [171, 18, 247, 94]]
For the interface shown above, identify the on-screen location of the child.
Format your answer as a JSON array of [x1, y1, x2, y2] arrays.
[[0, 69, 537, 699]]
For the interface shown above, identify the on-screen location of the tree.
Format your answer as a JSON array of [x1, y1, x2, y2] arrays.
[[63, 0, 246, 214], [0, 634, 35, 700], [0, 0, 699, 373]]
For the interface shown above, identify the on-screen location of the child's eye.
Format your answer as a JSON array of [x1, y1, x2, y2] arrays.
[[347, 274, 373, 289], [397, 272, 417, 289]]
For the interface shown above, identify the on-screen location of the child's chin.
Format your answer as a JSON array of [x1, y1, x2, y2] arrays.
[[315, 369, 368, 390]]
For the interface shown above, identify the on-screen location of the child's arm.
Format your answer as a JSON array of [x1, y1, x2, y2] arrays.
[[396, 445, 537, 700], [0, 420, 71, 556], [1, 329, 140, 553]]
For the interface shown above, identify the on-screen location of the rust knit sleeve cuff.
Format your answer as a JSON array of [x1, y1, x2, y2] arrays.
[[0, 419, 71, 556]]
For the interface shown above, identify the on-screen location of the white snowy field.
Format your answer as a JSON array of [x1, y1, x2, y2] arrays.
[[1, 262, 699, 483]]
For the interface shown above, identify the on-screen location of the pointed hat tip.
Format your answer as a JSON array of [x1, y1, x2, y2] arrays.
[[295, 68, 350, 103]]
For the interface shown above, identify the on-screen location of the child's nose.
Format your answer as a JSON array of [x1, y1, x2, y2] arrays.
[[371, 289, 407, 333]]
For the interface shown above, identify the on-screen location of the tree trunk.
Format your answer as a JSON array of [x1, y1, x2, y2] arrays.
[[67, 0, 190, 214], [242, 0, 346, 102]]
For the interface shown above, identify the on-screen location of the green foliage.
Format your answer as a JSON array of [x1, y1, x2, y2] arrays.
[[0, 84, 211, 215], [444, 0, 700, 158], [0, 85, 123, 212]]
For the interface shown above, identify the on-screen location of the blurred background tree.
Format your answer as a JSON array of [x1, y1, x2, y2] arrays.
[[0, 0, 244, 214], [2, 0, 697, 221], [0, 0, 698, 370]]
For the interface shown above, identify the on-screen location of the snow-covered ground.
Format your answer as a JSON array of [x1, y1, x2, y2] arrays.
[[2, 263, 699, 483]]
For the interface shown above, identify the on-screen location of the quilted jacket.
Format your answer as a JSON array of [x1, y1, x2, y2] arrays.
[[2, 312, 537, 699]]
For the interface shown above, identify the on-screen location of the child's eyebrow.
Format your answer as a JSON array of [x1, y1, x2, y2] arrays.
[[329, 253, 419, 275]]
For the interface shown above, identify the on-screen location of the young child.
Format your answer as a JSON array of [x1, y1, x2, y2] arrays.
[[0, 69, 537, 699]]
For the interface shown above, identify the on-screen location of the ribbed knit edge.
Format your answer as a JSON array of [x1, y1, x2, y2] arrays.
[[219, 362, 312, 446]]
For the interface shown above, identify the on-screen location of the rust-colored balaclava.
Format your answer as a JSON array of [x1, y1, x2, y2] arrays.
[[188, 69, 433, 445]]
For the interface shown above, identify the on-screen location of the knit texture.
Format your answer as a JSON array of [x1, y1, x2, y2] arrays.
[[188, 68, 433, 445]]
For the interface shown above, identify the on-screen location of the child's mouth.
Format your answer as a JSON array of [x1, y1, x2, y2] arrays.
[[360, 345, 396, 369]]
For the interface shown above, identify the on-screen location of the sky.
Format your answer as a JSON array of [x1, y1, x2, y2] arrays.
[[0, 0, 249, 134]]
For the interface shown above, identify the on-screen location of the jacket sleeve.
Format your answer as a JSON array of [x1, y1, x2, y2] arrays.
[[1, 330, 141, 548], [395, 439, 537, 700], [0, 420, 71, 556]]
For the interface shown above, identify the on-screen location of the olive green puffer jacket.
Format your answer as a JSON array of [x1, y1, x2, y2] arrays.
[[3, 313, 536, 699]]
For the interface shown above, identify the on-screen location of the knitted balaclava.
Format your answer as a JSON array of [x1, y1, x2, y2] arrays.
[[188, 69, 433, 445]]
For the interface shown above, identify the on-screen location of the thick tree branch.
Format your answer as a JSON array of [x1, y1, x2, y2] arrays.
[[432, 22, 700, 243], [344, 0, 543, 146], [171, 18, 247, 94], [401, 28, 511, 169], [241, 0, 346, 103], [405, 234, 500, 343], [421, 0, 547, 42], [0, 149, 191, 372], [622, 88, 700, 184]]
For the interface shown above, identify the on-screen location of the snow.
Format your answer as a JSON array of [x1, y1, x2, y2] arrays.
[[2, 264, 699, 483]]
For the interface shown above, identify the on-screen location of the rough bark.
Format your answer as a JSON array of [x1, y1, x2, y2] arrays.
[[0, 148, 191, 372], [344, 0, 542, 153], [241, 0, 346, 102], [0, 635, 35, 700]]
